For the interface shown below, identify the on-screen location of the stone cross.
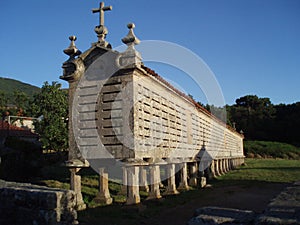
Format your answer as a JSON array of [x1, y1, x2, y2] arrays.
[[92, 2, 112, 26]]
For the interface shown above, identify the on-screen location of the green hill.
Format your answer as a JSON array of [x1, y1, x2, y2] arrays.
[[0, 77, 40, 102]]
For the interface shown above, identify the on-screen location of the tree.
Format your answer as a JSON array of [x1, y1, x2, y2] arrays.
[[31, 81, 68, 152], [0, 91, 7, 108], [13, 89, 29, 116], [0, 91, 8, 116], [228, 95, 275, 140]]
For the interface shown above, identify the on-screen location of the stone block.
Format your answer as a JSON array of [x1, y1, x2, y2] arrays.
[[0, 180, 78, 225], [188, 207, 256, 225]]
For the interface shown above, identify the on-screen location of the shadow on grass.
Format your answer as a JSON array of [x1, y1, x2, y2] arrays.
[[78, 179, 288, 225]]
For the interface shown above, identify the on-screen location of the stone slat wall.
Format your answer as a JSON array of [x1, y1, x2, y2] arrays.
[[132, 70, 244, 160], [74, 67, 243, 162]]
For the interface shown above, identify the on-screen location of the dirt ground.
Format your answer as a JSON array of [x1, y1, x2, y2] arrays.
[[79, 182, 287, 225], [140, 183, 286, 225]]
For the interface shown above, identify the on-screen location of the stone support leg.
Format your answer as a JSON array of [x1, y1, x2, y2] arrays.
[[178, 162, 189, 191], [126, 166, 140, 205], [225, 158, 229, 172], [189, 162, 198, 187], [214, 160, 220, 176], [93, 168, 113, 205], [164, 164, 179, 195], [139, 166, 149, 192], [227, 158, 231, 171], [120, 167, 127, 195], [222, 159, 227, 173], [70, 168, 86, 211], [229, 159, 233, 170], [210, 160, 216, 178], [147, 165, 162, 200], [219, 159, 225, 175]]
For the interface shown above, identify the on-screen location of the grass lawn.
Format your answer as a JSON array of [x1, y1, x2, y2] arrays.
[[217, 158, 300, 183], [40, 158, 300, 225]]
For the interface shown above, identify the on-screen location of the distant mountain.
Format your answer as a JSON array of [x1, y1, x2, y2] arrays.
[[0, 77, 40, 101]]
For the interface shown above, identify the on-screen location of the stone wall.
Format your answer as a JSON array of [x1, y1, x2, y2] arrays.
[[0, 180, 78, 225]]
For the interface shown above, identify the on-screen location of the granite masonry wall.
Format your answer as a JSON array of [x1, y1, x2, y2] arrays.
[[0, 180, 78, 225]]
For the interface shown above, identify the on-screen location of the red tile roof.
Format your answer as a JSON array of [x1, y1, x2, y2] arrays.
[[0, 120, 38, 138]]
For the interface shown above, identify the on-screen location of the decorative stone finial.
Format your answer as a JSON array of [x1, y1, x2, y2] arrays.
[[61, 36, 84, 82], [122, 23, 140, 46], [119, 23, 142, 68], [63, 36, 81, 60], [92, 2, 112, 48]]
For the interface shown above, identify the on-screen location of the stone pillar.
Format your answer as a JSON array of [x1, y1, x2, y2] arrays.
[[189, 162, 198, 187], [227, 158, 231, 171], [225, 158, 229, 172], [214, 159, 221, 176], [126, 166, 140, 205], [227, 158, 232, 171], [164, 163, 179, 195], [222, 159, 226, 174], [178, 162, 189, 191], [93, 168, 113, 205], [120, 167, 127, 195], [70, 168, 86, 211], [210, 160, 216, 178], [224, 158, 229, 173], [147, 165, 162, 200], [139, 166, 149, 192], [219, 159, 224, 175]]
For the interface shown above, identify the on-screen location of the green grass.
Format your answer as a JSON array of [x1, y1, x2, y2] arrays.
[[244, 140, 300, 159], [39, 158, 300, 224], [216, 158, 300, 184], [41, 158, 300, 205]]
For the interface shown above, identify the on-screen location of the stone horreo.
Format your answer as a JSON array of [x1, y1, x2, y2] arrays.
[[60, 2, 245, 209]]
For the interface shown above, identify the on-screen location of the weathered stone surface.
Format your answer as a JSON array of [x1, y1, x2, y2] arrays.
[[93, 168, 113, 205], [69, 168, 86, 211], [255, 182, 300, 225], [0, 179, 78, 225], [187, 207, 256, 225], [188, 182, 300, 225], [164, 163, 179, 195], [126, 166, 140, 205]]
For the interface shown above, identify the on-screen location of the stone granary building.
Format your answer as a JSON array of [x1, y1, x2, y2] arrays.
[[60, 2, 244, 209]]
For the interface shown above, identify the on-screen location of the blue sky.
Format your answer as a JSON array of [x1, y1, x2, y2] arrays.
[[0, 0, 299, 105]]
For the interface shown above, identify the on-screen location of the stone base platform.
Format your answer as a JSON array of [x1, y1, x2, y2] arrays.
[[187, 207, 256, 225], [188, 181, 300, 225], [0, 179, 78, 225]]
